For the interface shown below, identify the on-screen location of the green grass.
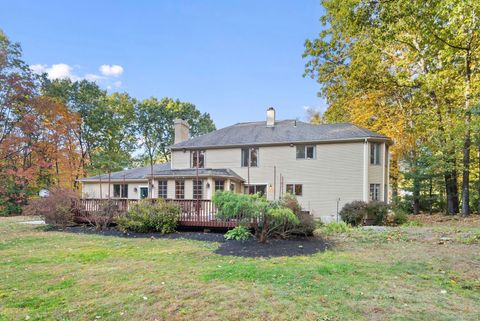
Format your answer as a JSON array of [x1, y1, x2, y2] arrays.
[[0, 216, 479, 321]]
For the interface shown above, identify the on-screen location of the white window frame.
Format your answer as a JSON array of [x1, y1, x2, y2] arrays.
[[296, 145, 316, 160], [370, 143, 381, 165], [286, 183, 303, 196]]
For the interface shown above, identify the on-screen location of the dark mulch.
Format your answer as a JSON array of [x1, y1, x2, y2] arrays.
[[214, 238, 330, 257], [50, 225, 330, 257], [53, 225, 226, 242]]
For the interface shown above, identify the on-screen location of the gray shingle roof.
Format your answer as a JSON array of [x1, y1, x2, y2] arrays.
[[170, 120, 390, 150], [79, 162, 244, 182], [79, 162, 171, 181], [150, 168, 244, 181]]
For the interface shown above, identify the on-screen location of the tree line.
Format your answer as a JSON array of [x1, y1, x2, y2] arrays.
[[0, 30, 215, 215], [303, 0, 480, 215]]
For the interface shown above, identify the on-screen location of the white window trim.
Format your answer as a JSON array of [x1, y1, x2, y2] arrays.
[[296, 145, 316, 160]]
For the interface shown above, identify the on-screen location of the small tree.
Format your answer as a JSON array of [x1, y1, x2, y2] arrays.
[[213, 191, 299, 243]]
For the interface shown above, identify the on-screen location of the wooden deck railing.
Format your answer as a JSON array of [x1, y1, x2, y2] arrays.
[[78, 198, 249, 228]]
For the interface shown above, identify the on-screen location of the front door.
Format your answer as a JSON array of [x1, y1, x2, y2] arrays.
[[139, 187, 149, 199]]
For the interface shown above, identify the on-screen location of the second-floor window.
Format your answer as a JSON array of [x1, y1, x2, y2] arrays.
[[113, 184, 128, 198], [158, 180, 167, 199], [370, 143, 381, 165], [191, 150, 205, 168], [296, 145, 316, 159], [241, 147, 258, 167]]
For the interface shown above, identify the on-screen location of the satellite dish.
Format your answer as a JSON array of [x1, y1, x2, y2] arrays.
[[39, 189, 49, 198]]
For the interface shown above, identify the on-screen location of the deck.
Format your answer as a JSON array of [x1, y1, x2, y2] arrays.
[[78, 198, 249, 228]]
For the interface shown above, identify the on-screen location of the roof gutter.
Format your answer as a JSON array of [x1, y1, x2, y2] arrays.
[[170, 136, 394, 151]]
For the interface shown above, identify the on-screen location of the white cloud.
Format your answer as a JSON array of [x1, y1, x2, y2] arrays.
[[84, 73, 105, 82], [30, 63, 125, 89], [30, 63, 77, 80], [99, 64, 124, 77]]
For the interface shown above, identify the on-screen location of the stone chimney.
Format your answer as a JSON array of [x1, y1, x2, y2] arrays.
[[174, 119, 190, 144], [266, 107, 275, 127]]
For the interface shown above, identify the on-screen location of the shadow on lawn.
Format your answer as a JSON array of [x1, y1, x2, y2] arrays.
[[45, 225, 331, 258]]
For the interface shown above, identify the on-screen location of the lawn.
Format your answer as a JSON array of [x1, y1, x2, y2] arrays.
[[0, 216, 479, 321]]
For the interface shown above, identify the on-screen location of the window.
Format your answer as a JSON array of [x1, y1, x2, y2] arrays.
[[191, 150, 205, 168], [193, 180, 203, 199], [158, 180, 167, 199], [245, 184, 266, 196], [241, 147, 258, 167], [370, 143, 381, 165], [286, 184, 303, 196], [113, 184, 128, 198], [296, 145, 316, 159], [175, 180, 185, 199], [215, 180, 225, 191], [370, 184, 380, 201]]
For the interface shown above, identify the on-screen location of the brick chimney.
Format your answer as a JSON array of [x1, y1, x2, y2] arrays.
[[266, 107, 275, 127], [174, 119, 189, 144]]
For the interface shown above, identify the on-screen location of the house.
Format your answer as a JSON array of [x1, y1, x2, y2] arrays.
[[79, 108, 392, 222]]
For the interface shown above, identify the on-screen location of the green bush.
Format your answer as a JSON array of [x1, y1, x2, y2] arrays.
[[339, 201, 368, 226], [212, 191, 299, 243], [116, 199, 180, 234], [391, 209, 409, 225], [315, 222, 352, 236], [224, 226, 252, 240], [366, 201, 389, 225], [277, 193, 316, 237], [340, 200, 389, 226]]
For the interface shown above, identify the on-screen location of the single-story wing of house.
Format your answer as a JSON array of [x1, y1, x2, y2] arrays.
[[79, 108, 392, 222]]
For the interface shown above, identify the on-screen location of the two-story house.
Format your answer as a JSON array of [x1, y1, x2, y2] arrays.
[[80, 108, 392, 222]]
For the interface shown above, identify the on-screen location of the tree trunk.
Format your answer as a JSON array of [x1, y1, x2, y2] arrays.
[[429, 177, 433, 215], [461, 51, 471, 216], [445, 171, 459, 215], [413, 177, 421, 215]]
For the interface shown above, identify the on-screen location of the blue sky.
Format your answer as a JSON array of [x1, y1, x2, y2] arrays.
[[0, 0, 326, 128]]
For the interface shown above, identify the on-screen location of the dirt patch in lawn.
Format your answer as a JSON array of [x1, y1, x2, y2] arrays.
[[214, 238, 330, 257], [410, 213, 480, 227]]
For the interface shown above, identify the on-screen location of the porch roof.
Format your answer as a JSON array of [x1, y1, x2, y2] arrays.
[[148, 168, 244, 182]]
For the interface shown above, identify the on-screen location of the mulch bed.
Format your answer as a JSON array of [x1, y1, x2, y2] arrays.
[[213, 238, 330, 257], [50, 225, 330, 257]]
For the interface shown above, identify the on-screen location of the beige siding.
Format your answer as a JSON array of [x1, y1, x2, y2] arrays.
[[174, 143, 366, 221], [171, 150, 190, 169], [81, 180, 148, 199]]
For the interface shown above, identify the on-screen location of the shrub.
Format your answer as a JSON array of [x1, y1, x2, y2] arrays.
[[339, 201, 368, 226], [213, 191, 299, 243], [116, 199, 180, 234], [340, 200, 389, 226], [23, 187, 80, 228], [314, 221, 352, 236], [85, 200, 120, 230], [365, 201, 389, 225], [274, 193, 316, 237], [390, 209, 409, 225], [224, 226, 252, 240]]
